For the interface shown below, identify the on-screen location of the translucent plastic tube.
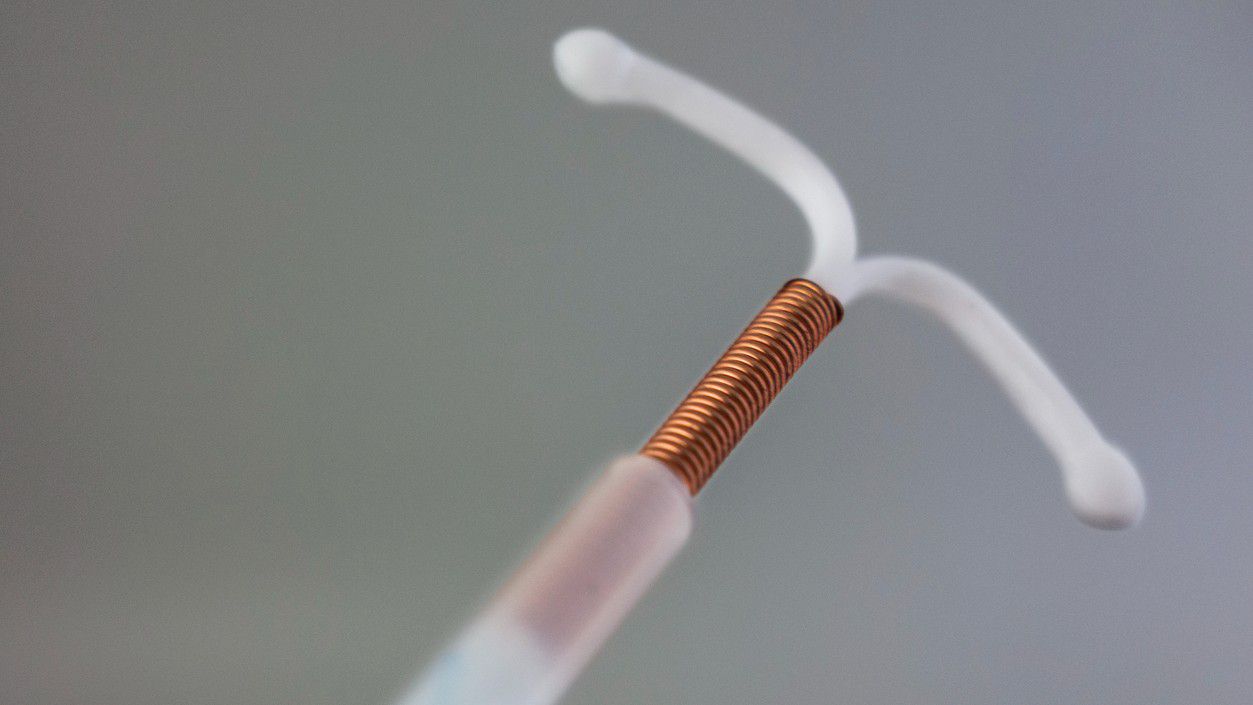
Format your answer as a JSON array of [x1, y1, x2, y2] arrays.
[[398, 455, 693, 705]]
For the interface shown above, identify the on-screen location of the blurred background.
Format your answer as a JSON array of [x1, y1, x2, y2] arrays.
[[3, 2, 1251, 703]]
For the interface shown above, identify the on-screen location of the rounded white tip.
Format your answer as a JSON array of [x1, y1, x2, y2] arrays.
[[553, 28, 638, 104], [1064, 444, 1146, 530]]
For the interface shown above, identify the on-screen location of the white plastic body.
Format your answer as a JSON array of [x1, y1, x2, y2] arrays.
[[552, 28, 1145, 529], [398, 455, 693, 705]]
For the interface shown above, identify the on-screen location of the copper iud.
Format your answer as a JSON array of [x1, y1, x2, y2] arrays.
[[401, 29, 1147, 705], [642, 279, 843, 493]]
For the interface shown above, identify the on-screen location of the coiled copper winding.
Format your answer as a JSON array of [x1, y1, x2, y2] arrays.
[[642, 279, 843, 494]]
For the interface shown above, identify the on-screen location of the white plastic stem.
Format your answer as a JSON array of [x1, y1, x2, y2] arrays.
[[398, 455, 693, 705]]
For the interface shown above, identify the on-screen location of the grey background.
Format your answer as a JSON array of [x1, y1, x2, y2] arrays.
[[3, 2, 1250, 704]]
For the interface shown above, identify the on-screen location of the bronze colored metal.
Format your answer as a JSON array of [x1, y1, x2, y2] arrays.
[[642, 279, 842, 494]]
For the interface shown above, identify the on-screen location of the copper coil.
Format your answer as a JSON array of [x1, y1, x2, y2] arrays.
[[641, 279, 843, 494]]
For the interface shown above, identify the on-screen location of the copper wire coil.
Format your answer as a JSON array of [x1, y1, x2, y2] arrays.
[[641, 278, 843, 494]]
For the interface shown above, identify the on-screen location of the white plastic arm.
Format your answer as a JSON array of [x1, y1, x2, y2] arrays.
[[553, 28, 858, 273], [844, 257, 1145, 528]]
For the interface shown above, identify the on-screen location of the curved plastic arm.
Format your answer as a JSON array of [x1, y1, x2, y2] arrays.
[[553, 28, 858, 274], [843, 257, 1144, 527]]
